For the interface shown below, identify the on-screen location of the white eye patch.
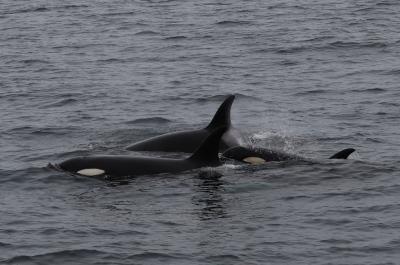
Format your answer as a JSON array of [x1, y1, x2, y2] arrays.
[[243, 157, 266, 165], [77, 168, 105, 176]]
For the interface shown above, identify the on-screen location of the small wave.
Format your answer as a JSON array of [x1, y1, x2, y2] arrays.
[[215, 20, 251, 26], [3, 5, 89, 15], [5, 125, 79, 137], [163, 35, 187, 40], [351, 204, 399, 214], [21, 59, 49, 65], [303, 35, 335, 42], [281, 194, 311, 201], [376, 1, 397, 6], [105, 11, 136, 17], [0, 92, 30, 99], [59, 4, 89, 9], [276, 45, 309, 54], [306, 217, 353, 226], [40, 98, 78, 108], [32, 127, 75, 136], [354, 7, 376, 12], [383, 69, 400, 75], [277, 59, 299, 66], [268, 3, 307, 10], [4, 249, 110, 264], [143, 0, 179, 3], [89, 227, 147, 236], [366, 137, 384, 143], [0, 167, 44, 184], [321, 238, 352, 244], [276, 41, 388, 54], [329, 41, 388, 49], [379, 101, 399, 107], [96, 58, 125, 63], [134, 30, 159, 36], [126, 117, 171, 125], [0, 242, 12, 247], [169, 80, 182, 85], [293, 89, 328, 96], [126, 252, 184, 261], [156, 220, 184, 226], [205, 254, 242, 262], [52, 43, 112, 50], [326, 243, 395, 254], [350, 88, 387, 93], [7, 7, 49, 15], [1, 165, 69, 185], [52, 148, 95, 160], [39, 228, 93, 236]]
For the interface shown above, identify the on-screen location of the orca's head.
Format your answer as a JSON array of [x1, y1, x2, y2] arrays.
[[222, 146, 266, 165]]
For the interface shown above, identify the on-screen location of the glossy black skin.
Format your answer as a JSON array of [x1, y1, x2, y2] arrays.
[[127, 129, 210, 153], [126, 95, 243, 153], [222, 146, 356, 163], [58, 156, 205, 178], [329, 148, 356, 159], [57, 127, 226, 178]]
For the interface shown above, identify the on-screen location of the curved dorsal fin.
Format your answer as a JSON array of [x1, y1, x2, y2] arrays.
[[188, 126, 227, 166], [205, 95, 235, 130], [329, 148, 356, 159]]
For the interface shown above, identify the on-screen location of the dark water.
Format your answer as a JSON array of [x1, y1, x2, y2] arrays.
[[1, 0, 400, 264]]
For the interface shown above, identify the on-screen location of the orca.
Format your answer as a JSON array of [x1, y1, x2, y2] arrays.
[[54, 127, 227, 179], [126, 95, 244, 153], [328, 148, 356, 159], [222, 146, 356, 165]]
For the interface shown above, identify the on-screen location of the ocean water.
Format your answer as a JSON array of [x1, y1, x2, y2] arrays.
[[1, 0, 400, 264]]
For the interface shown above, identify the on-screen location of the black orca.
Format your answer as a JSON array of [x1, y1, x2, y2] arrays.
[[222, 146, 356, 165], [126, 95, 244, 153], [54, 127, 227, 179], [328, 148, 356, 159]]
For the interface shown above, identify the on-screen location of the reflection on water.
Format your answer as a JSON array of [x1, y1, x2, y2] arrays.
[[192, 170, 227, 221]]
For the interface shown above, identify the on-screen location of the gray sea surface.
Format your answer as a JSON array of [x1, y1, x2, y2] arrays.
[[1, 0, 400, 264]]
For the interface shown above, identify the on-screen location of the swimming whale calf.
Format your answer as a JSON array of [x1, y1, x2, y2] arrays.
[[222, 146, 356, 165], [54, 127, 227, 179], [126, 95, 244, 153]]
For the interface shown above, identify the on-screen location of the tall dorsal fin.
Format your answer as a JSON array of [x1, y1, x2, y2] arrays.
[[329, 148, 356, 159], [205, 95, 235, 130], [188, 126, 227, 166]]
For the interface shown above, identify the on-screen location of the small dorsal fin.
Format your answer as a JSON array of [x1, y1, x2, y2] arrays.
[[188, 126, 227, 166], [205, 95, 235, 130], [329, 148, 356, 159]]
